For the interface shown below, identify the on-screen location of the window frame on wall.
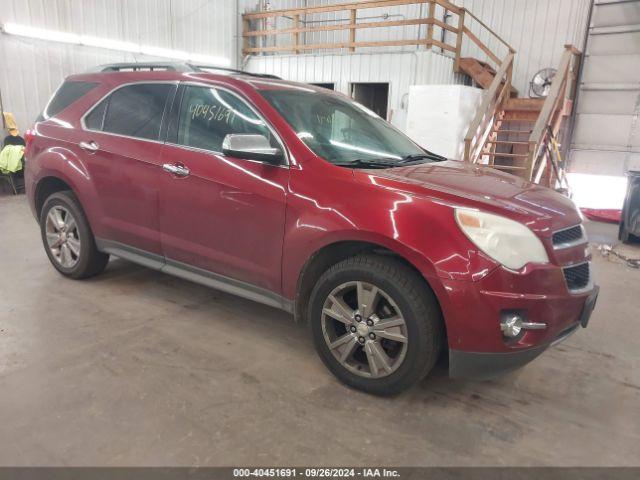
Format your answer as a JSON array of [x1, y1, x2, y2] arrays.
[[165, 82, 289, 166], [81, 81, 178, 143]]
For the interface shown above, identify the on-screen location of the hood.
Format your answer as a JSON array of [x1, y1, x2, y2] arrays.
[[354, 160, 582, 236]]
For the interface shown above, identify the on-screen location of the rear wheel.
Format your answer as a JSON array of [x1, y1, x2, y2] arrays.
[[40, 191, 109, 279], [309, 254, 442, 395]]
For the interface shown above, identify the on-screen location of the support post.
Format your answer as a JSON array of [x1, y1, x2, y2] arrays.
[[293, 14, 300, 54], [426, 1, 436, 50], [242, 15, 251, 56], [349, 8, 357, 52], [454, 8, 465, 72]]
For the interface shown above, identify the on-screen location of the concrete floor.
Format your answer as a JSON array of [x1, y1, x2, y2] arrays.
[[0, 194, 639, 467]]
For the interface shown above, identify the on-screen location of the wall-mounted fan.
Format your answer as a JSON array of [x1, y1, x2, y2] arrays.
[[529, 68, 557, 97]]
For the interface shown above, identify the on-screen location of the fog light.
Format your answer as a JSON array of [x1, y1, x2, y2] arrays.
[[501, 314, 523, 338]]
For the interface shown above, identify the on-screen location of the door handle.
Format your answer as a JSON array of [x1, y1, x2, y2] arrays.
[[162, 163, 190, 177], [79, 140, 99, 152]]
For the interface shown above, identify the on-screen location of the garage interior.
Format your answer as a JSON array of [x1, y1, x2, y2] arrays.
[[1, 0, 640, 471]]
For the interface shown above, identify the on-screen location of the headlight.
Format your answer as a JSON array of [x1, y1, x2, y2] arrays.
[[455, 208, 549, 270]]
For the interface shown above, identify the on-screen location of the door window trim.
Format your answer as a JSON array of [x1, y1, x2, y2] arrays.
[[165, 81, 290, 167], [80, 81, 179, 145]]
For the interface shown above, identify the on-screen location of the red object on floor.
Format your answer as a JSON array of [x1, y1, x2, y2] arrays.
[[581, 208, 622, 223]]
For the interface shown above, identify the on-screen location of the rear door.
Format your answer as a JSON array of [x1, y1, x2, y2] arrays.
[[80, 82, 177, 255], [157, 83, 289, 294]]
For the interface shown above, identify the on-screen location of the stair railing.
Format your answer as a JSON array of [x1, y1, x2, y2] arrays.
[[242, 0, 513, 64], [242, 0, 463, 55], [527, 45, 582, 185], [462, 52, 514, 163]]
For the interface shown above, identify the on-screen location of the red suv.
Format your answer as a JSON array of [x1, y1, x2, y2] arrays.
[[25, 63, 598, 395]]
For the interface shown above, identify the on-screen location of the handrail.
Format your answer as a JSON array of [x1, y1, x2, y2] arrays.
[[242, 0, 506, 65], [463, 8, 514, 53], [463, 52, 514, 162], [243, 0, 461, 20], [526, 45, 581, 183], [529, 47, 576, 146]]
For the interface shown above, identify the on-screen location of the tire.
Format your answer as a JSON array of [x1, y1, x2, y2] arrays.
[[308, 254, 443, 396], [618, 221, 630, 244], [39, 191, 109, 279]]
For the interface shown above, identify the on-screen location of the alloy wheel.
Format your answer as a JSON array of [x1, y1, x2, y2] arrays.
[[321, 281, 409, 378], [45, 206, 81, 269]]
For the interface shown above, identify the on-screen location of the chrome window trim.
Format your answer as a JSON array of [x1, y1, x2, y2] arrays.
[[562, 260, 593, 295], [80, 80, 179, 144], [176, 81, 291, 167], [553, 224, 588, 250]]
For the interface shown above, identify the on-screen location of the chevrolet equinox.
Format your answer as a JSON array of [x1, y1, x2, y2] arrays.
[[25, 63, 598, 395]]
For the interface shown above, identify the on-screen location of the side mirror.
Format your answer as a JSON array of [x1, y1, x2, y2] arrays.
[[222, 134, 284, 164]]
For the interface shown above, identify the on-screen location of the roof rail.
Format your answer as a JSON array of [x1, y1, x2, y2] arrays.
[[189, 65, 281, 79], [91, 62, 192, 72], [90, 62, 281, 79]]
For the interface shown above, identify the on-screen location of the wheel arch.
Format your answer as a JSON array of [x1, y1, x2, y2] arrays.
[[35, 176, 75, 218], [293, 238, 445, 336]]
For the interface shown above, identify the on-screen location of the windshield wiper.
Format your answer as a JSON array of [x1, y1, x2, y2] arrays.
[[398, 151, 447, 164], [332, 158, 399, 169]]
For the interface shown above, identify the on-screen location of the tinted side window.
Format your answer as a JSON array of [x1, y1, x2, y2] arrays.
[[43, 81, 98, 119], [84, 99, 107, 130], [101, 84, 173, 140], [177, 86, 275, 152]]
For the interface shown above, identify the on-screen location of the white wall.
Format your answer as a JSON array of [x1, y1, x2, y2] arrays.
[[0, 0, 239, 131]]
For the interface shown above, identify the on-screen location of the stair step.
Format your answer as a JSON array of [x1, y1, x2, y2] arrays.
[[494, 129, 533, 134], [504, 98, 545, 111], [502, 111, 540, 121]]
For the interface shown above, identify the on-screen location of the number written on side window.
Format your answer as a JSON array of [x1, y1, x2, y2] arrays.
[[177, 86, 276, 153]]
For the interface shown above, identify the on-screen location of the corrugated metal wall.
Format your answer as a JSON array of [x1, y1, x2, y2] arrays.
[[246, 50, 463, 128], [457, 0, 591, 100], [0, 0, 238, 130]]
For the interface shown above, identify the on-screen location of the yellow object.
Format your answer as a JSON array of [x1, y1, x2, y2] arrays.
[[0, 145, 24, 174], [3, 112, 19, 135]]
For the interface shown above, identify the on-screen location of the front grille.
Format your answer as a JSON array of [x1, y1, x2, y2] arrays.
[[553, 225, 585, 248], [563, 262, 590, 292]]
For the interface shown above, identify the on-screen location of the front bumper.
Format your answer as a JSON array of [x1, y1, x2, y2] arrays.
[[448, 285, 599, 379]]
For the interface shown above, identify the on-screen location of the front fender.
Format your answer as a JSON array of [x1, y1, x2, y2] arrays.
[[282, 170, 498, 300]]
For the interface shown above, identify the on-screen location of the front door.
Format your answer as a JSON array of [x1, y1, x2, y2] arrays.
[[158, 84, 289, 294]]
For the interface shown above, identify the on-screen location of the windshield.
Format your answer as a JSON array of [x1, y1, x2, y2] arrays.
[[259, 88, 427, 165]]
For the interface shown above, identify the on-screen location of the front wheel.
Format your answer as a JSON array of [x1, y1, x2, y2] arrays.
[[309, 255, 443, 395], [40, 191, 109, 279]]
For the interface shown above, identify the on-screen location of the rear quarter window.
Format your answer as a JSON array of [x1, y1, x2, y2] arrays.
[[41, 81, 98, 120], [84, 83, 174, 141]]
